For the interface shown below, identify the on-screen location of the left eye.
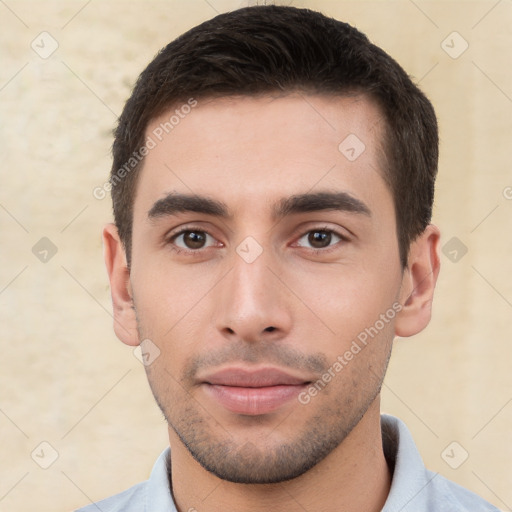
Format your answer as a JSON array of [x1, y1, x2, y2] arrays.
[[296, 230, 343, 249], [171, 230, 216, 250]]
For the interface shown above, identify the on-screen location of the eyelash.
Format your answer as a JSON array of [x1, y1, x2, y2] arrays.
[[166, 226, 348, 255], [294, 227, 348, 254], [166, 226, 221, 256]]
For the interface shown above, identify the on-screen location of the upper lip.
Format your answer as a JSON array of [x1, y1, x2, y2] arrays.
[[201, 367, 310, 387]]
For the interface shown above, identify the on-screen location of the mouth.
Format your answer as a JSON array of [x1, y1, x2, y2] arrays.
[[200, 367, 311, 416]]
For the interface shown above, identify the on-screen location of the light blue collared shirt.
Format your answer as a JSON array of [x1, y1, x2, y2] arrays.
[[75, 414, 500, 512]]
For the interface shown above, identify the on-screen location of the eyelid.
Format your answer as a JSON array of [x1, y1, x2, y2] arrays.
[[292, 223, 351, 241], [172, 231, 215, 249], [290, 225, 351, 252], [166, 223, 217, 240], [165, 224, 223, 251]]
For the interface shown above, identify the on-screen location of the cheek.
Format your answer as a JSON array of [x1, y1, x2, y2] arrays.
[[133, 255, 208, 314], [286, 262, 401, 350]]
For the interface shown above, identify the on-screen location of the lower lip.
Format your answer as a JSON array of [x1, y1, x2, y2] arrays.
[[203, 383, 307, 415]]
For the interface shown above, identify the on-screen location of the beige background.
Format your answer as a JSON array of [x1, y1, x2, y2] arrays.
[[0, 0, 511, 511]]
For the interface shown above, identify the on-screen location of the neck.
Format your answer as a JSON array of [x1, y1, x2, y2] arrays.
[[168, 400, 391, 512]]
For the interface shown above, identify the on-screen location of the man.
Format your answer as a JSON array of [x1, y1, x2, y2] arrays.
[[77, 5, 499, 512]]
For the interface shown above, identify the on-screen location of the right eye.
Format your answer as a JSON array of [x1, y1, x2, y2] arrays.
[[170, 229, 217, 251]]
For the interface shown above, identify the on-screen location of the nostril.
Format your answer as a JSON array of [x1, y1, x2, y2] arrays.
[[264, 326, 276, 333]]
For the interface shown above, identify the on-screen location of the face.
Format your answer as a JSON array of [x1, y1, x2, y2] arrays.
[[124, 94, 409, 483]]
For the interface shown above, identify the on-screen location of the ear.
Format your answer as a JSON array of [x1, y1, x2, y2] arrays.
[[394, 224, 441, 337], [102, 223, 140, 346]]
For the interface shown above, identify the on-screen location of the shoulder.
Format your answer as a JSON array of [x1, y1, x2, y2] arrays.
[[381, 414, 501, 512], [426, 470, 501, 512], [74, 480, 147, 512], [73, 447, 174, 512]]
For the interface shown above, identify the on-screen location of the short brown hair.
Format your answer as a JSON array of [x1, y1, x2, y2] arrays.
[[111, 5, 438, 267]]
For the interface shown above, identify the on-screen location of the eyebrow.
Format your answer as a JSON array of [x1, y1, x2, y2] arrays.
[[148, 193, 229, 219], [147, 191, 371, 221], [273, 191, 371, 218]]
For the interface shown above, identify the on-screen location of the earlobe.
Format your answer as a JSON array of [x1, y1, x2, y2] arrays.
[[394, 224, 441, 338], [102, 224, 140, 346]]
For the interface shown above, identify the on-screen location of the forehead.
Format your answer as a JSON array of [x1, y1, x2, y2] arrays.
[[135, 94, 389, 217]]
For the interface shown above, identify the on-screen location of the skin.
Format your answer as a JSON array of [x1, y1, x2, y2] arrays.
[[104, 94, 440, 512]]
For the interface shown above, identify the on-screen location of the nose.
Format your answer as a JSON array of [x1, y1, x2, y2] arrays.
[[214, 249, 293, 342]]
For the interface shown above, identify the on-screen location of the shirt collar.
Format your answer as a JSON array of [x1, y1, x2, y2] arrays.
[[145, 446, 176, 512], [381, 413, 436, 512], [146, 414, 434, 512]]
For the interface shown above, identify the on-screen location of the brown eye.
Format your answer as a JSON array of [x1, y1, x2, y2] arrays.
[[184, 231, 206, 249], [296, 229, 343, 250], [173, 230, 212, 250], [308, 231, 332, 248]]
